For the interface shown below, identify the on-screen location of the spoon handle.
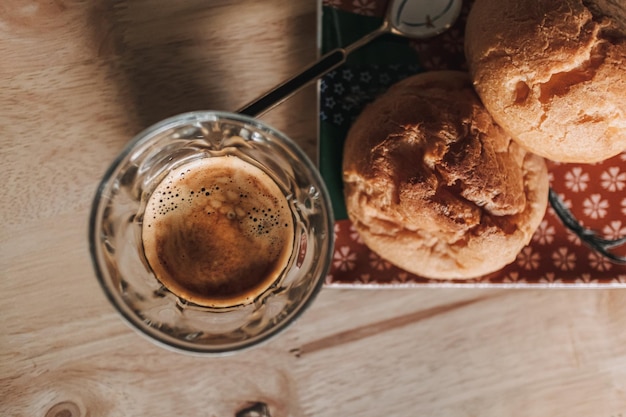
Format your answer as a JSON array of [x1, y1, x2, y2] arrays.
[[237, 49, 346, 117], [237, 24, 389, 117]]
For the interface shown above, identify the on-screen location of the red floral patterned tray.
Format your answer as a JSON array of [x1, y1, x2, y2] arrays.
[[319, 0, 626, 287]]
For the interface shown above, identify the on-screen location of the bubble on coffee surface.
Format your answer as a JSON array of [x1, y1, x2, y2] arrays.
[[142, 156, 294, 308]]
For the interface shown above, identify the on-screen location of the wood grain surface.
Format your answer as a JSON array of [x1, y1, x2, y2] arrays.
[[2, 1, 626, 416]]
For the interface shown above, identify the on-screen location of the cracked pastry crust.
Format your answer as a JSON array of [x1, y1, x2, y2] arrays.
[[342, 71, 549, 280], [465, 0, 626, 163]]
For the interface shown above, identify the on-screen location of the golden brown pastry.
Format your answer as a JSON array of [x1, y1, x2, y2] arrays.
[[342, 71, 549, 280], [465, 0, 626, 163]]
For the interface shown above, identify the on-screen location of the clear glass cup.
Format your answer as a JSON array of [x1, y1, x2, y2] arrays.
[[89, 111, 334, 354]]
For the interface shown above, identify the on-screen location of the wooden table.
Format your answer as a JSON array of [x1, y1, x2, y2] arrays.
[[2, 1, 626, 415]]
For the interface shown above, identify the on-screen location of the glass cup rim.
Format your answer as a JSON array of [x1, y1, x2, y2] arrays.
[[89, 110, 335, 355]]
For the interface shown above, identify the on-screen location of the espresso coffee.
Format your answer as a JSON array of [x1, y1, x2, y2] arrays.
[[142, 156, 294, 308]]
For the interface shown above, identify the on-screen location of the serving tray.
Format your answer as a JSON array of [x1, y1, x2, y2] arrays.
[[319, 0, 626, 286]]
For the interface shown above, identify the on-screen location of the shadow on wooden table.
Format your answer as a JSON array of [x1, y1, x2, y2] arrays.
[[87, 0, 318, 133]]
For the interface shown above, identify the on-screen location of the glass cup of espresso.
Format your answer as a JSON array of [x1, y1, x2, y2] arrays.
[[89, 111, 334, 354]]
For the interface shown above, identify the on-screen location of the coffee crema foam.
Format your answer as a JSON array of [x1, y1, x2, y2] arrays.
[[142, 156, 294, 308]]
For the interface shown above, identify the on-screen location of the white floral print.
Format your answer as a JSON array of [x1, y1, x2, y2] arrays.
[[582, 194, 609, 219], [552, 247, 576, 271], [533, 220, 556, 245], [588, 251, 612, 272], [333, 246, 357, 271], [398, 272, 408, 282], [440, 29, 463, 53], [517, 247, 540, 270], [503, 272, 520, 283], [349, 223, 364, 244], [564, 167, 589, 192], [603, 221, 626, 240], [368, 251, 391, 271], [575, 273, 594, 284], [601, 167, 626, 191], [566, 228, 583, 246], [352, 0, 376, 16], [540, 272, 562, 284]]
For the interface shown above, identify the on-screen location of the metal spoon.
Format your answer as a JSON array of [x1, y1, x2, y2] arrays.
[[237, 0, 462, 117]]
